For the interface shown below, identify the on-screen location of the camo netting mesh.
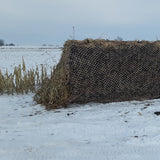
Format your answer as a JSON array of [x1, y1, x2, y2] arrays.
[[35, 39, 160, 108]]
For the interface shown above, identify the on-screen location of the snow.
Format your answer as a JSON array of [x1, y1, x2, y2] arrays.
[[0, 46, 62, 73], [1, 46, 160, 160]]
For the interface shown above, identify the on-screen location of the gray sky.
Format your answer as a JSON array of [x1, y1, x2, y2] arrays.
[[0, 0, 160, 45]]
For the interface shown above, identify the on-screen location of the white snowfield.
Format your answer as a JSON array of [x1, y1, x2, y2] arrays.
[[0, 46, 160, 160]]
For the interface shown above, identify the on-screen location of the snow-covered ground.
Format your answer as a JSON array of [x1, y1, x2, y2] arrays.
[[1, 46, 160, 160], [0, 46, 61, 73]]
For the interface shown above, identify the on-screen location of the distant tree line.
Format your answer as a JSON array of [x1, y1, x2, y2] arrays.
[[0, 39, 15, 46], [0, 39, 4, 46]]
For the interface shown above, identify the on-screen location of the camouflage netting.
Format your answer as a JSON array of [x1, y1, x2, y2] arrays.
[[35, 39, 160, 109]]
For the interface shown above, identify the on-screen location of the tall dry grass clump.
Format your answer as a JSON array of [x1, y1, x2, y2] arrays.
[[34, 43, 71, 109], [34, 63, 69, 109], [0, 57, 49, 95]]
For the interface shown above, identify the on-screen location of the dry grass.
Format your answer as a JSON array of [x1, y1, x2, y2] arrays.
[[34, 62, 69, 109], [0, 57, 49, 95], [0, 56, 69, 109]]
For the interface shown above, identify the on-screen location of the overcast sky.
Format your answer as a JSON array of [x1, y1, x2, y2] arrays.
[[0, 0, 160, 45]]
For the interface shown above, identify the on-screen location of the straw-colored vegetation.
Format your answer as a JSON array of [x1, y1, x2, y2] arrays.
[[34, 61, 69, 109], [0, 57, 50, 95], [0, 56, 68, 109]]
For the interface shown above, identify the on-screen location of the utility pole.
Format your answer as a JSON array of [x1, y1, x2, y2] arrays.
[[73, 26, 75, 40]]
